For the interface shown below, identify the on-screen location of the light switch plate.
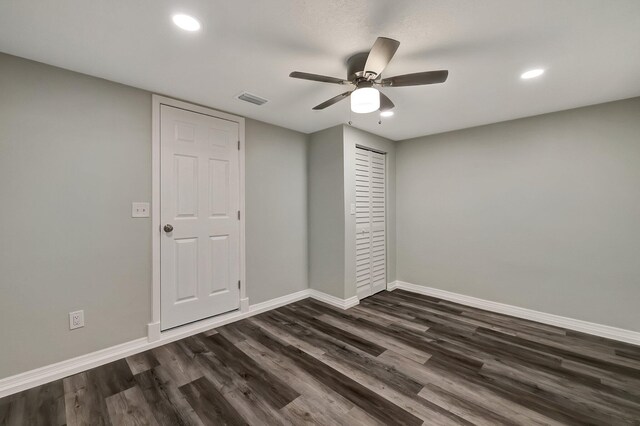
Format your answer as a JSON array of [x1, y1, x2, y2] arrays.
[[132, 202, 150, 218]]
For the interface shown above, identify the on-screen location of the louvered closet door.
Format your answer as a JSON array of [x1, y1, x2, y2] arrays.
[[355, 147, 386, 300]]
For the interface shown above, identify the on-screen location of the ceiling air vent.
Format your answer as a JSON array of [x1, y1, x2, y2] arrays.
[[236, 92, 268, 106]]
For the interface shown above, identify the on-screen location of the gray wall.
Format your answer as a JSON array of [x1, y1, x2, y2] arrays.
[[0, 53, 310, 378], [0, 53, 152, 378], [343, 126, 396, 298], [396, 97, 640, 331], [245, 119, 308, 304], [308, 126, 346, 298]]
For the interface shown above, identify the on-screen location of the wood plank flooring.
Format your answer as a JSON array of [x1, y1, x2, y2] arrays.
[[2, 289, 640, 425]]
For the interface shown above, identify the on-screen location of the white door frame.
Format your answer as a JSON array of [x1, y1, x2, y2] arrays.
[[148, 95, 246, 341]]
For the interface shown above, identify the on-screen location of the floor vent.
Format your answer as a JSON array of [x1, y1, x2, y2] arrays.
[[236, 92, 268, 106]]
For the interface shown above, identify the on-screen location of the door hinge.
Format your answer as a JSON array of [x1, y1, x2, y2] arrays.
[[237, 210, 241, 220], [238, 280, 241, 289], [238, 140, 240, 150]]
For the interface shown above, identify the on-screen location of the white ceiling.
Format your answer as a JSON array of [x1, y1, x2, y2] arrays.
[[1, 0, 639, 140]]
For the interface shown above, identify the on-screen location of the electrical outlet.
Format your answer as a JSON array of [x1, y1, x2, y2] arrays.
[[131, 202, 150, 218], [69, 310, 84, 330]]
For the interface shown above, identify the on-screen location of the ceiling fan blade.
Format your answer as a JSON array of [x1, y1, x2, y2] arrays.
[[380, 70, 449, 87], [379, 92, 395, 111], [290, 71, 346, 84], [363, 37, 400, 78], [312, 91, 353, 110]]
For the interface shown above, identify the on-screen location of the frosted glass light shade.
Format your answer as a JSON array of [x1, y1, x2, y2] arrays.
[[351, 88, 380, 113]]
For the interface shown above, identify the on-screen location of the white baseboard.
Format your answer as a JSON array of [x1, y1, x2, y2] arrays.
[[248, 290, 310, 315], [309, 290, 359, 309], [0, 288, 353, 398], [0, 337, 149, 399], [389, 280, 640, 346]]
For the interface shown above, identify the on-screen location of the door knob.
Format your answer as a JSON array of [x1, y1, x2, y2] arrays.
[[163, 224, 174, 233]]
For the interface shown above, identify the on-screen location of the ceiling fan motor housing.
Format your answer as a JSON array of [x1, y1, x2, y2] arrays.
[[347, 52, 375, 82]]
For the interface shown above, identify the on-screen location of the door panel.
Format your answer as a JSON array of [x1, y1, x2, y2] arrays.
[[355, 148, 386, 300], [161, 105, 240, 330], [174, 238, 198, 302], [175, 155, 198, 217], [209, 159, 229, 216], [209, 235, 230, 295]]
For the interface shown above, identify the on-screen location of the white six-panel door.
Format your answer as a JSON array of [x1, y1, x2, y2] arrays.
[[355, 147, 386, 300], [160, 105, 240, 330]]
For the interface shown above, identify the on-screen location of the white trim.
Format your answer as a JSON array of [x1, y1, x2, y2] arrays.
[[248, 290, 309, 315], [309, 290, 359, 309], [147, 322, 161, 342], [151, 96, 161, 340], [0, 338, 149, 398], [150, 95, 246, 340], [0, 289, 313, 398], [389, 280, 640, 346], [240, 297, 250, 313]]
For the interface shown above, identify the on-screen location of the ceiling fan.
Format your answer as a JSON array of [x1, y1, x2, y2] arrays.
[[289, 37, 448, 114]]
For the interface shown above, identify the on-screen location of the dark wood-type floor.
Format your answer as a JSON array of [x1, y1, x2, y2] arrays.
[[2, 290, 640, 425]]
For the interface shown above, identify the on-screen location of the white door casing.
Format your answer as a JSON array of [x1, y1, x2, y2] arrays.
[[355, 147, 386, 300], [160, 104, 241, 330]]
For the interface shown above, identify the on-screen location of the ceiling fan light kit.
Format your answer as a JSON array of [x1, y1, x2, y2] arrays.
[[289, 36, 449, 114], [351, 87, 380, 113]]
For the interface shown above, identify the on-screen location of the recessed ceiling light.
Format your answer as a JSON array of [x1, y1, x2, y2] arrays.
[[380, 110, 394, 117], [521, 68, 545, 79], [172, 14, 201, 32]]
